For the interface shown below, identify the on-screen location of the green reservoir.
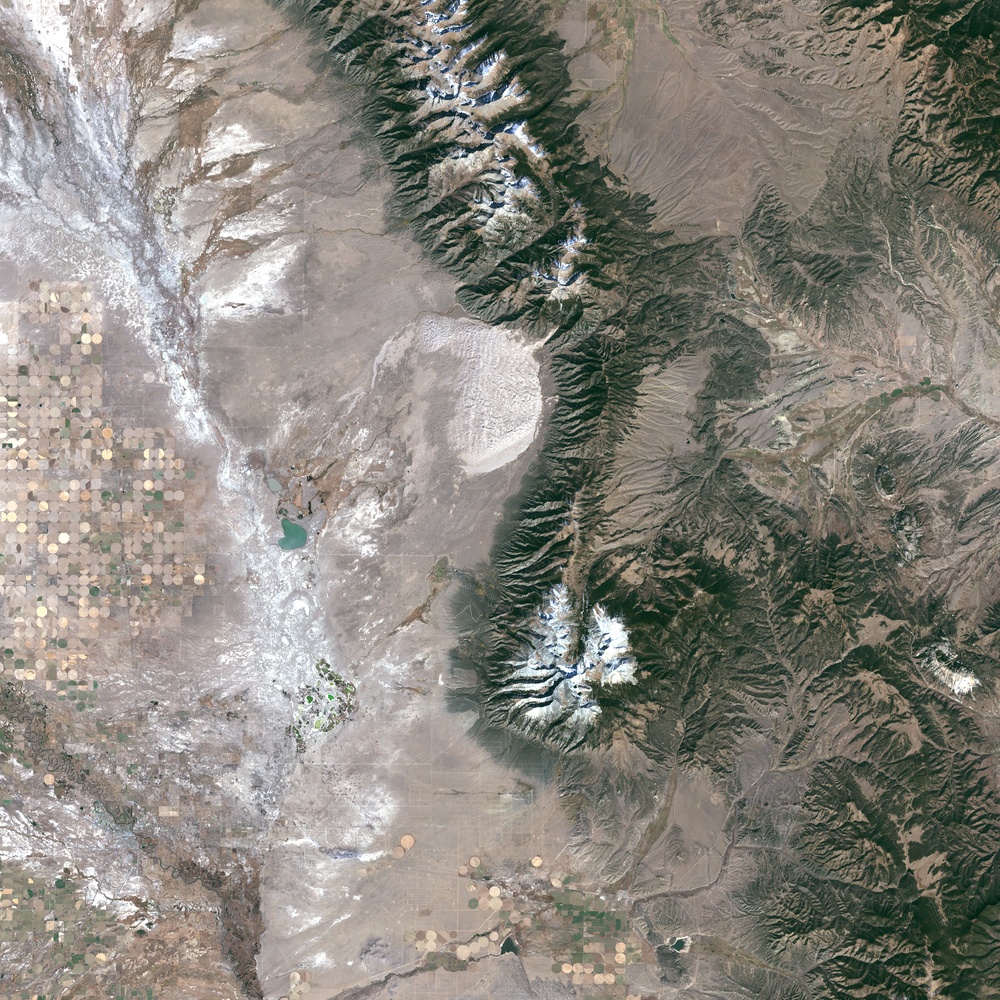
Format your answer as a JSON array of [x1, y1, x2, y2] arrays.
[[278, 518, 307, 550]]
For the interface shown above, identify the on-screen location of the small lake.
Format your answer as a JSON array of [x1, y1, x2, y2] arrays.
[[278, 518, 307, 550]]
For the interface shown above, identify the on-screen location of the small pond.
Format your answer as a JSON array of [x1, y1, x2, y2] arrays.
[[278, 517, 307, 550]]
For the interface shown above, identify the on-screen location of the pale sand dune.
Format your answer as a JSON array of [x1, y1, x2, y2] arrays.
[[418, 315, 542, 476]]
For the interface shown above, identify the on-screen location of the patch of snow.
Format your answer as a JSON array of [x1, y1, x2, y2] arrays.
[[506, 122, 546, 158], [532, 219, 588, 296], [384, 0, 589, 295], [507, 585, 638, 739]]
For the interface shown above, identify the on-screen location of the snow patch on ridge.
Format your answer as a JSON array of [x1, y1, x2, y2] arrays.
[[389, 0, 588, 297], [506, 586, 637, 740]]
